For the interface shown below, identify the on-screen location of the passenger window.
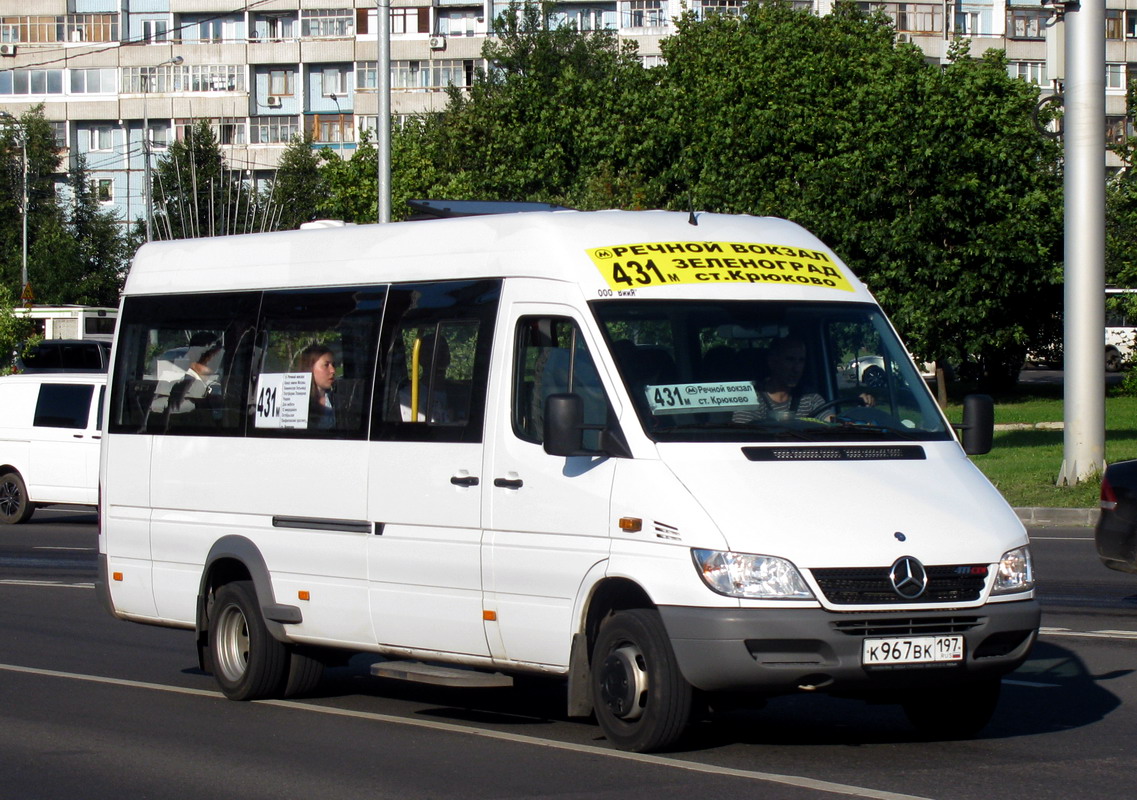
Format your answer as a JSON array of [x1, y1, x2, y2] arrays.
[[373, 280, 500, 444], [513, 317, 609, 450], [108, 293, 259, 435], [250, 288, 385, 439], [34, 384, 94, 429]]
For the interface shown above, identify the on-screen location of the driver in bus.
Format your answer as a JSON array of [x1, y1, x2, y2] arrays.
[[734, 335, 874, 422]]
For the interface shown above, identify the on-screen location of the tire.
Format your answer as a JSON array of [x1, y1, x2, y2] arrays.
[[0, 471, 34, 525], [902, 678, 1001, 739], [283, 648, 325, 698], [591, 609, 692, 752], [1106, 347, 1123, 373], [209, 581, 288, 700], [861, 364, 887, 388]]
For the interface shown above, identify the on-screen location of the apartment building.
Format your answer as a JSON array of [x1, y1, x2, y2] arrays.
[[0, 0, 1132, 229]]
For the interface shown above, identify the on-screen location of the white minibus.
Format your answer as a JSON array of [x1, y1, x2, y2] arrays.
[[98, 210, 1038, 752]]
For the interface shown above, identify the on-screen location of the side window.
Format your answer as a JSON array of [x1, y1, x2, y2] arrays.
[[513, 316, 608, 449], [34, 384, 94, 429], [250, 287, 385, 439], [373, 280, 500, 444], [108, 293, 259, 435]]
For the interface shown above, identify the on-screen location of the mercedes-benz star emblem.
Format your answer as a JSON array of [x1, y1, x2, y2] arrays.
[[889, 556, 928, 599]]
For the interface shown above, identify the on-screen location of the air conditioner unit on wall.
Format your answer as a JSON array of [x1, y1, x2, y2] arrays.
[[429, 35, 446, 51], [266, 96, 282, 107], [0, 44, 15, 56]]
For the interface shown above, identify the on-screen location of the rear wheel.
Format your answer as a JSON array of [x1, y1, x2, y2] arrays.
[[209, 581, 288, 700], [902, 678, 1001, 739], [591, 609, 692, 752], [0, 471, 34, 525], [1106, 347, 1123, 373]]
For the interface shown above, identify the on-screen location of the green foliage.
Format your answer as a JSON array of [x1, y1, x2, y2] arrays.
[[266, 133, 325, 229], [659, 3, 1062, 391], [0, 285, 35, 373], [150, 120, 269, 239], [0, 105, 126, 307], [317, 133, 380, 223]]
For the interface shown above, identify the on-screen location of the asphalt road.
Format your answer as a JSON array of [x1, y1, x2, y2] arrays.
[[2, 510, 1135, 800]]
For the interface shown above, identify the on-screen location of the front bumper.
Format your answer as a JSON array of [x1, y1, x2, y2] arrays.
[[659, 599, 1040, 694]]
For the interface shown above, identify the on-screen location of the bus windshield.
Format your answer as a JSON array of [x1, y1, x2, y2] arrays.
[[591, 300, 950, 444]]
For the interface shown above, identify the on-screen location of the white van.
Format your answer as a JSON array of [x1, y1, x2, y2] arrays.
[[98, 210, 1038, 752], [0, 372, 105, 523]]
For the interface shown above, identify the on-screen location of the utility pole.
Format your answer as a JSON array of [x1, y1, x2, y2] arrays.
[[376, 0, 391, 223], [1056, 0, 1106, 485]]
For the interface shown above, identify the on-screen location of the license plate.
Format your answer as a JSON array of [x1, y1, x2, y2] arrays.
[[862, 635, 964, 665]]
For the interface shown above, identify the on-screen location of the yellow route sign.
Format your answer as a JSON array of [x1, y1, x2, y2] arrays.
[[586, 241, 854, 292]]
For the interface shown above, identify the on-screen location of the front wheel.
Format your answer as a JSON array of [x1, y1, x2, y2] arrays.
[[0, 471, 34, 525], [591, 609, 692, 752], [902, 678, 1001, 739], [209, 580, 288, 700]]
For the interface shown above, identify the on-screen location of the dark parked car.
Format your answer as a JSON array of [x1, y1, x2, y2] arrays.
[[1096, 460, 1137, 573], [16, 339, 111, 373]]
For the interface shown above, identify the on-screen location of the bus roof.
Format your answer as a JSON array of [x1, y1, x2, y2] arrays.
[[124, 209, 873, 303]]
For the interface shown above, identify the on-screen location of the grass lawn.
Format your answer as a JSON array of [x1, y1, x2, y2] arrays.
[[944, 384, 1137, 508]]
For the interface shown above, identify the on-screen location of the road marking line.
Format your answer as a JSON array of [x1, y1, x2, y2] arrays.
[[0, 662, 934, 800], [1041, 626, 1137, 640]]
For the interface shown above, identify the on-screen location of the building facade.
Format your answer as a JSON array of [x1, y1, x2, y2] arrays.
[[0, 0, 1133, 228]]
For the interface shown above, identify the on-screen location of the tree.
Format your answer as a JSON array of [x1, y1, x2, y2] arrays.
[[264, 133, 325, 230], [0, 105, 65, 296], [404, 1, 665, 210], [150, 120, 266, 240], [658, 1, 1062, 390]]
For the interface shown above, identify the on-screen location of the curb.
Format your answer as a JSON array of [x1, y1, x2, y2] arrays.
[[1015, 506, 1099, 527]]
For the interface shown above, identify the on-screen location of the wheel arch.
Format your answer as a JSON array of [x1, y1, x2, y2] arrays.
[[195, 535, 301, 672], [567, 576, 655, 717]]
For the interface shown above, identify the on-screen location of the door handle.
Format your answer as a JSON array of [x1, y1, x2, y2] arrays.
[[493, 477, 524, 489], [450, 475, 480, 487]]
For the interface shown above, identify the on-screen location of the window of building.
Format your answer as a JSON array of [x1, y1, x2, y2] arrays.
[[1107, 63, 1126, 92], [253, 14, 296, 40], [301, 9, 353, 38], [174, 118, 245, 145], [48, 121, 67, 148], [373, 280, 500, 444], [0, 69, 64, 95], [1008, 7, 1046, 39], [623, 0, 667, 28], [392, 7, 429, 34], [1107, 9, 1123, 40], [269, 69, 294, 96], [1008, 61, 1047, 87], [1107, 116, 1128, 146], [250, 116, 301, 144], [94, 178, 113, 203], [69, 68, 117, 94], [391, 59, 475, 91], [1127, 10, 1137, 39], [88, 125, 114, 151], [308, 114, 354, 143], [142, 18, 168, 43], [356, 61, 377, 90], [322, 67, 349, 97], [698, 0, 745, 19], [148, 123, 169, 149], [437, 9, 482, 36]]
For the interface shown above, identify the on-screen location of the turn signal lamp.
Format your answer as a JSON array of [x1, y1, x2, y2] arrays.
[[618, 517, 642, 532]]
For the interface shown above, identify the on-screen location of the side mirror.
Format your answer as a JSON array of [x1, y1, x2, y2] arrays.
[[959, 393, 994, 456], [544, 393, 584, 456]]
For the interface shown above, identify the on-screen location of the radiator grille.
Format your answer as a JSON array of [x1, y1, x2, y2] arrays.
[[811, 564, 988, 605]]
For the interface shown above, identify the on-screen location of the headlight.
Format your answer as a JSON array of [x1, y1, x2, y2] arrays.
[[691, 549, 815, 599], [991, 545, 1034, 595]]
